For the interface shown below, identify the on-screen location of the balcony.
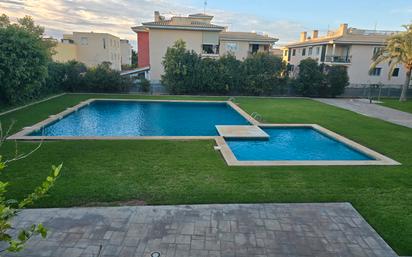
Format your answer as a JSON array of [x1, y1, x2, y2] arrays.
[[325, 55, 351, 64]]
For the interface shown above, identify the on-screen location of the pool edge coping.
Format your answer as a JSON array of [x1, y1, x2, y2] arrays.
[[7, 98, 400, 166], [7, 98, 259, 140], [215, 124, 400, 166]]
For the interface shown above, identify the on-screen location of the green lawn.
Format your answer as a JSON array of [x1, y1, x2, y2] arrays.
[[379, 98, 412, 113], [1, 94, 412, 255]]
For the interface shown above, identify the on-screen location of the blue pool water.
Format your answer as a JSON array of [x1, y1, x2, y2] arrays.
[[30, 101, 249, 136], [226, 127, 373, 161]]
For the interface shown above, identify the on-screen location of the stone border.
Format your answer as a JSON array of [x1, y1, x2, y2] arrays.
[[215, 124, 400, 166], [7, 98, 258, 140]]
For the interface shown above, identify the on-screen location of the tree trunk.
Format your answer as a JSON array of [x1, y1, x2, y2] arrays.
[[400, 68, 411, 102]]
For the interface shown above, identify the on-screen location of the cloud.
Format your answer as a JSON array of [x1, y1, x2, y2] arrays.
[[0, 0, 305, 48]]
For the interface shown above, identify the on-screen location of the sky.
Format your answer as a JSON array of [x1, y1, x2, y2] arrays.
[[1, 0, 411, 49]]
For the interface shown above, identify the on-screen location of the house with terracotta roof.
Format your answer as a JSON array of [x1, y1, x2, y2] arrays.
[[132, 11, 278, 82], [284, 24, 408, 87]]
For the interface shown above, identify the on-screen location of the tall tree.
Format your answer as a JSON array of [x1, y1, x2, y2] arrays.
[[0, 14, 55, 105], [371, 24, 412, 101]]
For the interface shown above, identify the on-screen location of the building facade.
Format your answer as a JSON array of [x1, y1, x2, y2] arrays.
[[120, 39, 133, 66], [284, 24, 407, 87], [132, 12, 278, 82], [52, 32, 123, 71]]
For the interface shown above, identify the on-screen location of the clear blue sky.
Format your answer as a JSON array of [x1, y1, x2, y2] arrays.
[[191, 0, 412, 31]]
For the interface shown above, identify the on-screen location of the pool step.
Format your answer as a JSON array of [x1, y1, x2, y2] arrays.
[[216, 125, 269, 139]]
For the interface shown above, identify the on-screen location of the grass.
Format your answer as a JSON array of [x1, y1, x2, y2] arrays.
[[0, 93, 412, 255], [379, 98, 412, 113]]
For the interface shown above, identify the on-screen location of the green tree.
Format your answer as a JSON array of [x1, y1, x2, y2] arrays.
[[241, 53, 286, 95], [131, 49, 138, 68], [0, 14, 55, 105], [295, 58, 325, 96], [0, 124, 61, 253], [219, 54, 242, 94], [371, 24, 412, 101], [161, 40, 201, 94], [326, 66, 349, 97]]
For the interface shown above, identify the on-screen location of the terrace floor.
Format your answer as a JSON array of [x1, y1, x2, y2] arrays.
[[5, 203, 397, 257]]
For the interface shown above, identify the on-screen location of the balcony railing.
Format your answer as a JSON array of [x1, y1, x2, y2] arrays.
[[325, 55, 351, 63]]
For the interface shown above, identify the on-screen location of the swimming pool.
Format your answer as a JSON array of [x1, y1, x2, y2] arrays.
[[9, 99, 398, 166], [226, 127, 373, 161], [29, 100, 249, 137]]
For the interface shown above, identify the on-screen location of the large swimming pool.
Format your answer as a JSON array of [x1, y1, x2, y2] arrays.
[[30, 100, 249, 136], [226, 127, 374, 161]]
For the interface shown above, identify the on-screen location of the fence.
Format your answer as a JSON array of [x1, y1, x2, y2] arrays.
[[129, 83, 411, 99]]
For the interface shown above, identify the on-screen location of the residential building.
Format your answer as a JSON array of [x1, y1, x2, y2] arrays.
[[52, 32, 122, 71], [132, 11, 278, 82], [284, 24, 407, 87], [120, 39, 133, 66]]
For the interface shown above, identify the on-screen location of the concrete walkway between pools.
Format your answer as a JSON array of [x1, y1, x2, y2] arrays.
[[5, 203, 398, 257], [315, 98, 412, 129]]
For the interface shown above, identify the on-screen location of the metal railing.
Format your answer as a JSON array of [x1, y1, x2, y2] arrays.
[[325, 55, 351, 63]]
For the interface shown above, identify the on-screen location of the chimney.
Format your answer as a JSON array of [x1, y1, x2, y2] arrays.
[[338, 23, 348, 35], [154, 11, 160, 22], [300, 32, 307, 42], [312, 30, 319, 39]]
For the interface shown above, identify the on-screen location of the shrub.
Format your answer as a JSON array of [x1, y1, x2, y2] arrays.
[[45, 61, 86, 92], [80, 62, 132, 93], [326, 65, 349, 97], [139, 77, 151, 93], [0, 15, 54, 105], [294, 58, 325, 96], [241, 53, 286, 96], [162, 40, 287, 96]]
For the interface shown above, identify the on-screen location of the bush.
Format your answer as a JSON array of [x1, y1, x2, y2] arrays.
[[139, 77, 151, 93], [326, 65, 349, 97], [0, 15, 54, 105], [45, 60, 86, 92], [79, 62, 132, 93], [241, 53, 286, 96], [162, 40, 287, 96], [294, 58, 325, 96]]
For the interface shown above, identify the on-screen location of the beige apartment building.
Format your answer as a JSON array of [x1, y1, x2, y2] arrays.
[[53, 32, 132, 71], [120, 39, 133, 66], [132, 12, 278, 82], [284, 24, 407, 87]]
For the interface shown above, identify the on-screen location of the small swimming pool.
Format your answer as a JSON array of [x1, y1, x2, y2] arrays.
[[30, 100, 249, 137], [226, 127, 374, 161]]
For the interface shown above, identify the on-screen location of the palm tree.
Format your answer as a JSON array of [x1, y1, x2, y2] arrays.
[[371, 24, 412, 101]]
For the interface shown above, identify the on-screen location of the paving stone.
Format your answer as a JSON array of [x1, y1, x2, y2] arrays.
[[6, 204, 397, 257]]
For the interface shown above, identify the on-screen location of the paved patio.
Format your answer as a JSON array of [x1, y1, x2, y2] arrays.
[[4, 203, 397, 257], [315, 98, 412, 129]]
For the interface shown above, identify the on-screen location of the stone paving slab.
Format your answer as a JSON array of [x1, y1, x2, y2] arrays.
[[4, 203, 398, 257], [216, 125, 269, 139], [315, 98, 412, 129]]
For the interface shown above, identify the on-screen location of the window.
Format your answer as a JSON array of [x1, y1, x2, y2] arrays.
[[373, 47, 383, 56], [226, 42, 238, 52], [80, 37, 88, 45], [292, 49, 296, 56], [102, 38, 106, 49], [308, 47, 313, 56], [284, 50, 288, 57], [202, 44, 219, 54], [251, 44, 259, 54], [392, 68, 400, 77], [302, 48, 306, 56], [370, 67, 382, 76], [316, 47, 320, 55]]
